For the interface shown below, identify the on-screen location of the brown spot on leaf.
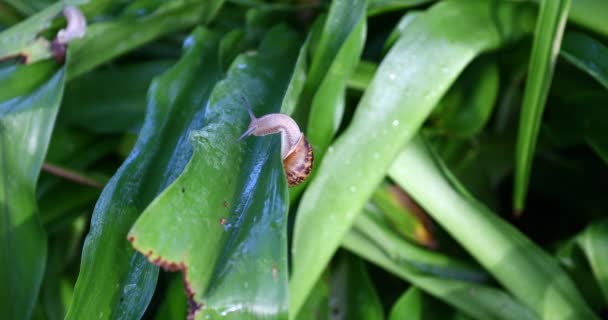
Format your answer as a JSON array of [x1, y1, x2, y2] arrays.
[[127, 235, 135, 243], [219, 217, 227, 225], [388, 185, 437, 249], [181, 187, 186, 193], [223, 200, 229, 208]]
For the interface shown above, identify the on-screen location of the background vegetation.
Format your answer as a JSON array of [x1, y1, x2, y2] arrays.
[[1, 0, 607, 319]]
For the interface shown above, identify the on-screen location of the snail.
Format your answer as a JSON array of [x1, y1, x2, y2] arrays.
[[51, 6, 86, 63], [238, 97, 313, 187]]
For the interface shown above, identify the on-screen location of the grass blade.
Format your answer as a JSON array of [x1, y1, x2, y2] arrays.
[[513, 0, 571, 213]]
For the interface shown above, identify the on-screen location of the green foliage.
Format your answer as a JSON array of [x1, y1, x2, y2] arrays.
[[1, 0, 607, 319]]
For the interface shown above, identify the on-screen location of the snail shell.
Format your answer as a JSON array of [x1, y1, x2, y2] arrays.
[[283, 135, 313, 187], [238, 97, 313, 187]]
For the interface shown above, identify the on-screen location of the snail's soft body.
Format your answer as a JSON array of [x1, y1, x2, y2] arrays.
[[239, 98, 313, 187]]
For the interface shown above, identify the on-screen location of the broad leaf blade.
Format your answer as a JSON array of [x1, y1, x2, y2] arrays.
[[60, 60, 174, 133], [65, 28, 224, 319], [343, 225, 536, 320], [513, 0, 571, 212], [578, 219, 608, 303], [129, 25, 302, 319], [389, 136, 598, 319], [290, 0, 535, 315], [0, 60, 66, 319], [329, 252, 384, 320]]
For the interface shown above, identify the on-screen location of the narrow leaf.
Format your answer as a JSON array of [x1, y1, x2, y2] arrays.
[[513, 0, 571, 212], [290, 0, 535, 315]]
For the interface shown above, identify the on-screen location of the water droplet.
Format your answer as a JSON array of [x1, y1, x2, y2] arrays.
[[237, 63, 247, 69], [183, 36, 194, 48], [372, 152, 380, 159], [388, 73, 396, 80], [392, 120, 400, 126], [349, 186, 357, 193], [328, 146, 334, 153]]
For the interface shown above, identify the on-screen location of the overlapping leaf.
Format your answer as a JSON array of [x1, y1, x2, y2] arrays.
[[66, 28, 224, 319], [290, 0, 536, 314], [0, 59, 66, 319], [129, 25, 302, 319], [389, 136, 598, 319]]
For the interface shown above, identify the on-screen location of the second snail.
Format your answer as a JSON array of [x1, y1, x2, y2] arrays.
[[238, 97, 313, 187]]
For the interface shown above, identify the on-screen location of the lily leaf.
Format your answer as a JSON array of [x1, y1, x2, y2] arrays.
[[389, 136, 598, 319], [578, 219, 608, 304], [513, 0, 571, 212], [129, 25, 301, 319], [290, 0, 535, 315], [560, 31, 608, 89], [0, 59, 66, 319], [67, 0, 224, 79], [66, 28, 225, 319]]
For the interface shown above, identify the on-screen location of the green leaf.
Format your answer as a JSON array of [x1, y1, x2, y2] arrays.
[[154, 275, 187, 320], [290, 0, 535, 315], [567, 0, 608, 37], [67, 0, 224, 79], [350, 206, 488, 283], [306, 0, 366, 163], [65, 28, 225, 319], [295, 0, 366, 130], [343, 220, 537, 320], [61, 60, 174, 133], [0, 59, 66, 319], [0, 1, 66, 61], [560, 31, 608, 89], [389, 136, 598, 319], [330, 252, 384, 320], [578, 219, 608, 304], [367, 0, 434, 16], [296, 272, 330, 320], [388, 287, 468, 320], [128, 25, 301, 319], [431, 57, 499, 138], [513, 0, 571, 212], [372, 184, 435, 247]]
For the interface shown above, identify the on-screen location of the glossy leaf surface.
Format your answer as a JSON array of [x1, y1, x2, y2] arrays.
[[0, 59, 65, 319], [578, 219, 608, 304], [290, 0, 535, 315], [560, 31, 608, 89], [66, 28, 224, 319], [129, 26, 301, 319], [389, 136, 598, 319]]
